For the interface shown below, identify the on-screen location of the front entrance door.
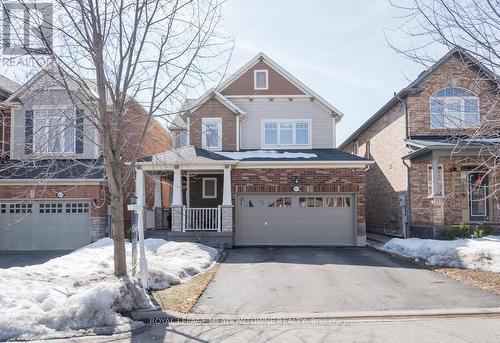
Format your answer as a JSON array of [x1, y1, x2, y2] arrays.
[[469, 172, 489, 221]]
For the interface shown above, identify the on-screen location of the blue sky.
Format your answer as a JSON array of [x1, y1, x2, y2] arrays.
[[220, 0, 441, 144]]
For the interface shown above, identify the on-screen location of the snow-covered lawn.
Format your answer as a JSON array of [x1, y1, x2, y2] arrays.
[[381, 236, 500, 272], [0, 238, 218, 341]]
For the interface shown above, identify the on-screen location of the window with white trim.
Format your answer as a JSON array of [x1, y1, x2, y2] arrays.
[[201, 117, 222, 150], [202, 177, 217, 199], [427, 165, 444, 196], [254, 70, 268, 90], [430, 87, 479, 128], [33, 109, 76, 153], [262, 120, 311, 147]]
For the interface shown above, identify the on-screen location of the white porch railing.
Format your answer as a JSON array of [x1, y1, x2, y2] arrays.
[[182, 206, 221, 232]]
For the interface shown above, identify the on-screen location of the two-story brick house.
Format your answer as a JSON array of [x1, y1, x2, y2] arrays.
[[0, 68, 171, 250], [340, 47, 500, 238], [139, 53, 372, 247]]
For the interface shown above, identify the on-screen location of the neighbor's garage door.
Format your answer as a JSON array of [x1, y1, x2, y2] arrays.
[[0, 201, 91, 250], [236, 194, 356, 246]]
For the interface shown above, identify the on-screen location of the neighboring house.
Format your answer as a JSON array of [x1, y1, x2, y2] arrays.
[[139, 53, 372, 247], [339, 47, 500, 238], [0, 68, 171, 250]]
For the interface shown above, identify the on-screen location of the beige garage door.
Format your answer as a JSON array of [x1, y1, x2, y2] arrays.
[[236, 194, 356, 246], [0, 201, 91, 250]]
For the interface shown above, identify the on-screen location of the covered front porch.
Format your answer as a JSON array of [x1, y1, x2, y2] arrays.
[[137, 147, 237, 247]]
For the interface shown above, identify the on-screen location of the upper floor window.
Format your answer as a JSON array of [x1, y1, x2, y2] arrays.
[[254, 70, 268, 90], [430, 87, 479, 129], [353, 140, 359, 156], [173, 130, 188, 148], [33, 109, 75, 153], [262, 120, 311, 147], [202, 117, 222, 150]]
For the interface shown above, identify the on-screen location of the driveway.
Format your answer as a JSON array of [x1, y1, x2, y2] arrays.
[[0, 251, 70, 268], [193, 247, 500, 314]]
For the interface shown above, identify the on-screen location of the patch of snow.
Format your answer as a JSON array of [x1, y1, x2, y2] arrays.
[[0, 238, 218, 341], [380, 236, 500, 272], [217, 150, 317, 160]]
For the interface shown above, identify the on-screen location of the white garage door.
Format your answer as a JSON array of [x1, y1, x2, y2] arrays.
[[0, 201, 91, 250], [236, 194, 356, 246]]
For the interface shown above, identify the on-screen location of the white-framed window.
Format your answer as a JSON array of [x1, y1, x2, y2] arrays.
[[261, 120, 311, 148], [430, 87, 479, 128], [353, 140, 359, 156], [202, 177, 217, 199], [201, 117, 222, 150], [254, 70, 269, 90], [427, 164, 444, 197], [173, 130, 188, 148], [33, 109, 76, 153]]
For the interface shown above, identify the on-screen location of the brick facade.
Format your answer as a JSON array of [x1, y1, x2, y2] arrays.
[[231, 168, 367, 242], [221, 60, 305, 96], [189, 98, 237, 151], [409, 156, 500, 237], [342, 103, 407, 234], [407, 55, 500, 137], [341, 51, 500, 237]]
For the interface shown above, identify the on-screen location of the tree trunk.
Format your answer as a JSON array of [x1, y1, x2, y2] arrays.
[[111, 191, 127, 277]]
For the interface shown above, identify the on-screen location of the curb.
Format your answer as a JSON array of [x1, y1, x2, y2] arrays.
[[131, 307, 500, 322]]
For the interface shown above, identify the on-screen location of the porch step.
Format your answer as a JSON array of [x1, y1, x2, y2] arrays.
[[144, 229, 233, 248]]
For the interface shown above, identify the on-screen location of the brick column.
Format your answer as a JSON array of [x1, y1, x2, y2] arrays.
[[220, 205, 233, 232]]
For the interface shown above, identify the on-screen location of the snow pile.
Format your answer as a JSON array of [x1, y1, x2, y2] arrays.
[[0, 238, 218, 341], [217, 150, 317, 160], [381, 236, 500, 272]]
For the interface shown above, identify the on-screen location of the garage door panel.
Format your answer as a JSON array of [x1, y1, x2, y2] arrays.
[[0, 201, 91, 250], [237, 194, 355, 246]]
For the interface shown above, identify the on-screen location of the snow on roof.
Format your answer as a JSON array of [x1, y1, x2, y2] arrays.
[[216, 150, 317, 160]]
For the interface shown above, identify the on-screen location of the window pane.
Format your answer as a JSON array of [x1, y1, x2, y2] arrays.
[[264, 123, 277, 145], [203, 179, 216, 197], [33, 110, 76, 153], [203, 119, 220, 149], [344, 197, 351, 207], [279, 123, 293, 144], [430, 99, 444, 128], [255, 71, 267, 89], [295, 122, 309, 144], [464, 99, 479, 126], [314, 197, 323, 207], [299, 197, 307, 207], [428, 165, 443, 196], [445, 99, 462, 128]]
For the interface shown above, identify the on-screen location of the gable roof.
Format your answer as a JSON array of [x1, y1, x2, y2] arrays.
[[189, 89, 246, 115], [338, 47, 498, 150], [218, 52, 343, 119]]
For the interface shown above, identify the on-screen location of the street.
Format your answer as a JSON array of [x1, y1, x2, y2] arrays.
[[58, 316, 500, 343]]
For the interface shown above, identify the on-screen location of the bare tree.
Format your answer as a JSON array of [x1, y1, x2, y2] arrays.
[[1, 0, 231, 276], [388, 0, 500, 201]]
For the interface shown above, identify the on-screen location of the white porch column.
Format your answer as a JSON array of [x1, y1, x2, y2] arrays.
[[171, 166, 183, 231], [154, 178, 162, 208], [222, 165, 232, 206], [431, 153, 440, 197], [221, 165, 233, 232], [172, 167, 182, 206]]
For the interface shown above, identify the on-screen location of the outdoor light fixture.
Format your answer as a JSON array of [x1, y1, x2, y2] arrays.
[[129, 195, 138, 205]]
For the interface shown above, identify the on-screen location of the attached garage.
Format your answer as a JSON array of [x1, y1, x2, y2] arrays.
[[236, 194, 356, 246], [0, 200, 91, 250]]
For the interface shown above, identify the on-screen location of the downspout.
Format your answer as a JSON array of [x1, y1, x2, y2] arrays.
[[397, 93, 410, 238], [236, 115, 240, 151]]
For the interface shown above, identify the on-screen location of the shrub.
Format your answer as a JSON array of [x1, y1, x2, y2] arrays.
[[444, 224, 471, 240], [471, 224, 492, 238]]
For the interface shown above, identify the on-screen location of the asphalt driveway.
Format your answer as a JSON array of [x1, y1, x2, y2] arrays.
[[0, 251, 70, 268], [193, 247, 500, 314]]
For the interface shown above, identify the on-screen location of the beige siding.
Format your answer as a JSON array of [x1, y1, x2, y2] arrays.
[[231, 98, 335, 149], [10, 90, 97, 159]]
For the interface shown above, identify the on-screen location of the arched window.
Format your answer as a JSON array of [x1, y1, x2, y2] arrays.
[[430, 87, 479, 128]]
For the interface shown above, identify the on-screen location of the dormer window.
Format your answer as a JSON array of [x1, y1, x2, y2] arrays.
[[430, 87, 479, 128], [202, 117, 222, 150], [254, 70, 268, 90]]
